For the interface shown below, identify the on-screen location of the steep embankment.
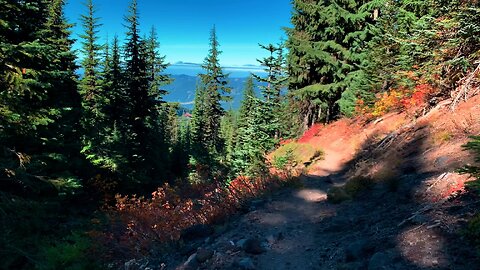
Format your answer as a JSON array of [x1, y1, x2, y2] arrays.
[[165, 95, 480, 270]]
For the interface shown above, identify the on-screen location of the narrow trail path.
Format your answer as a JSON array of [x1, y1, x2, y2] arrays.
[[174, 147, 478, 270]]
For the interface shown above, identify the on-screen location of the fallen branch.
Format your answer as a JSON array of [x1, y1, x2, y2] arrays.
[[425, 172, 449, 193], [451, 63, 480, 111]]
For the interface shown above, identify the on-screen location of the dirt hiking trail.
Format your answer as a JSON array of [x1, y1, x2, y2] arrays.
[[169, 97, 480, 270], [171, 148, 478, 269]]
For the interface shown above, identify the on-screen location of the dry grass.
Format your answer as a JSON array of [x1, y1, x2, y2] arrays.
[[432, 131, 453, 145], [271, 142, 323, 167]]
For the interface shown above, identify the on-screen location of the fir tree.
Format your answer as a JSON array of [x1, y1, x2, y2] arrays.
[[285, 0, 378, 126], [78, 0, 107, 167], [252, 43, 287, 150], [190, 26, 231, 170], [1, 0, 82, 192], [221, 109, 238, 163], [104, 35, 125, 124], [122, 0, 169, 185], [145, 26, 170, 99], [230, 76, 263, 176]]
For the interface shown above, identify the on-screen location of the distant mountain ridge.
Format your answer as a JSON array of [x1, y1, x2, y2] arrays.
[[164, 64, 266, 109], [164, 74, 262, 110]]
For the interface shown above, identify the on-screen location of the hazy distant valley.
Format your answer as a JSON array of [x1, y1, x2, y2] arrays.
[[163, 63, 266, 109]]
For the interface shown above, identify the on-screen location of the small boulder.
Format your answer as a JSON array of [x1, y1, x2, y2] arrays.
[[327, 186, 351, 204], [124, 259, 149, 270], [266, 232, 284, 245], [237, 257, 255, 270], [196, 248, 214, 263], [345, 240, 374, 262], [181, 224, 214, 241], [180, 253, 198, 270], [243, 237, 268, 255], [368, 251, 395, 270]]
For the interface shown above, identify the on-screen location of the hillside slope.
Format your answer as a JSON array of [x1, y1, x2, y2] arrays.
[[162, 95, 480, 270]]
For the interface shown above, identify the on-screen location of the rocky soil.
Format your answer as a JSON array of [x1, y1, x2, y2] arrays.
[[152, 170, 477, 270], [124, 96, 480, 270]]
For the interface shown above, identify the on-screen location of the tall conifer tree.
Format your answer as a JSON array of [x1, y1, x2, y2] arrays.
[[191, 26, 231, 169], [79, 0, 107, 166], [286, 0, 378, 126]]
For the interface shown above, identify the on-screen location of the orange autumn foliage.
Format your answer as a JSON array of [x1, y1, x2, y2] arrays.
[[100, 175, 290, 257], [356, 84, 435, 118]]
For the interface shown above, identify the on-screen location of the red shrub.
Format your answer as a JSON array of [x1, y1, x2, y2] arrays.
[[298, 124, 323, 143], [356, 84, 435, 118], [100, 175, 290, 260]]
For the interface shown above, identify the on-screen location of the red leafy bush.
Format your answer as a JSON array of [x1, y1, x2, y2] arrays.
[[99, 175, 290, 259], [298, 124, 323, 143], [356, 84, 435, 118]]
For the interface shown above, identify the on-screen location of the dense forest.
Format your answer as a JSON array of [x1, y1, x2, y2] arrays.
[[1, 0, 480, 269]]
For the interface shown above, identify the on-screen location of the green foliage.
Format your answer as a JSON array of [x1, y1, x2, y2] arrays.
[[463, 214, 480, 254], [229, 44, 288, 178], [37, 232, 99, 270], [190, 26, 231, 180], [327, 186, 352, 204], [79, 0, 109, 171], [252, 43, 287, 152], [344, 176, 374, 196], [285, 0, 378, 126], [272, 142, 323, 167], [272, 148, 296, 170], [460, 136, 480, 190]]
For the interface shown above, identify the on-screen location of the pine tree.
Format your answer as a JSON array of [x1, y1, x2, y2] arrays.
[[122, 0, 169, 185], [79, 0, 107, 167], [145, 26, 170, 99], [221, 109, 238, 163], [190, 82, 209, 164], [190, 26, 231, 170], [44, 0, 82, 171], [230, 76, 263, 176], [169, 107, 191, 178], [104, 35, 125, 124], [252, 43, 287, 151], [1, 0, 82, 192], [145, 26, 172, 178], [238, 76, 256, 127], [285, 0, 378, 126]]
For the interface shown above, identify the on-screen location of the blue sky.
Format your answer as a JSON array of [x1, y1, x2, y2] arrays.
[[65, 0, 292, 66]]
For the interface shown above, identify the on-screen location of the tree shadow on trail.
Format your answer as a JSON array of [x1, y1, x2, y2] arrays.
[[314, 122, 479, 269], [247, 122, 480, 270]]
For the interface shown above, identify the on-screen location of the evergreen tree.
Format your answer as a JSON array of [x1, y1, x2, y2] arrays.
[[104, 35, 125, 124], [122, 0, 169, 185], [1, 0, 82, 192], [190, 26, 231, 170], [238, 76, 256, 127], [285, 0, 378, 126], [37, 0, 81, 165], [145, 26, 170, 99], [78, 0, 107, 167], [169, 107, 191, 178], [221, 109, 238, 163], [230, 76, 263, 176], [252, 43, 287, 150], [145, 26, 172, 178], [190, 82, 208, 163]]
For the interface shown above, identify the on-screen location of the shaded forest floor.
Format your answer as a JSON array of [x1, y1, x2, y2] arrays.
[[153, 95, 480, 270]]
